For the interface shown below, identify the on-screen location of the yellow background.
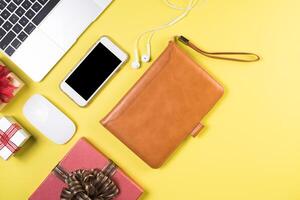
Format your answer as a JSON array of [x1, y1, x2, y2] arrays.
[[1, 0, 300, 199]]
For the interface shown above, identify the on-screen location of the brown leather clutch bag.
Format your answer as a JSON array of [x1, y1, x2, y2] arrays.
[[101, 36, 259, 168]]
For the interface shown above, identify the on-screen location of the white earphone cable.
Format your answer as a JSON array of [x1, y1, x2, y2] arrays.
[[132, 0, 199, 68], [144, 0, 196, 59], [163, 0, 198, 10]]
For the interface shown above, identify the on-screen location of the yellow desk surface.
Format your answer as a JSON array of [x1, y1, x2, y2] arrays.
[[1, 0, 300, 199]]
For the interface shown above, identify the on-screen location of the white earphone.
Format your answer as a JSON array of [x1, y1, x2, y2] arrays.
[[141, 43, 151, 63], [131, 0, 201, 69]]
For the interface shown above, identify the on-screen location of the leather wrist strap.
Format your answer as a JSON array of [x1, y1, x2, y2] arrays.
[[177, 35, 260, 62]]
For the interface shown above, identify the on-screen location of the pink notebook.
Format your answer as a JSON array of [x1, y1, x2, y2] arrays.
[[29, 138, 143, 200]]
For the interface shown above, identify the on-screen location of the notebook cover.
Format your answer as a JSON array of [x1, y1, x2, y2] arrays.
[[101, 41, 224, 168], [29, 138, 143, 200]]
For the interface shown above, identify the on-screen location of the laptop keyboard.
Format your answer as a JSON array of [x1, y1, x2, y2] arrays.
[[0, 0, 60, 56]]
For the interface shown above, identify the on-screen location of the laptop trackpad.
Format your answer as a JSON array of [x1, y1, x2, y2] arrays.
[[11, 29, 65, 82], [39, 0, 103, 50]]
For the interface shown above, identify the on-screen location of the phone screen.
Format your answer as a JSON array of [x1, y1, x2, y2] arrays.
[[65, 42, 122, 100]]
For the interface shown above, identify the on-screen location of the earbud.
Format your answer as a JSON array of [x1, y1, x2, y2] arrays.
[[141, 43, 151, 63], [131, 49, 141, 69], [132, 0, 197, 69], [131, 60, 141, 69], [141, 54, 151, 63]]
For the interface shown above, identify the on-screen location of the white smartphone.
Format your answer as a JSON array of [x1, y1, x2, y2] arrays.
[[60, 36, 128, 107]]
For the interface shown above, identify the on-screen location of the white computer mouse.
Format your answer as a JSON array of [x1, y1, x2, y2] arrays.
[[23, 94, 76, 144]]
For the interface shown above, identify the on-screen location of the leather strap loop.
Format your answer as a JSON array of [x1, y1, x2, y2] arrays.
[[177, 35, 260, 62]]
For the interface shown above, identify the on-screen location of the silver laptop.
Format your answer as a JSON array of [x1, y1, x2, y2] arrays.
[[0, 0, 112, 82]]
